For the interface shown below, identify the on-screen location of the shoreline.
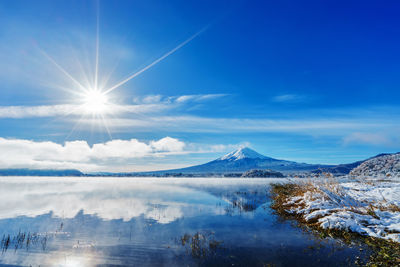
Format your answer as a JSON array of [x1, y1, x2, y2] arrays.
[[270, 179, 400, 265]]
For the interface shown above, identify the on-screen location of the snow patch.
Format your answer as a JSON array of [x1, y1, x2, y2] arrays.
[[284, 178, 400, 243], [219, 147, 267, 161]]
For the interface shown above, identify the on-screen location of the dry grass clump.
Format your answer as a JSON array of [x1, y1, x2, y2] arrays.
[[270, 183, 309, 217], [179, 231, 223, 259], [270, 179, 345, 221], [1, 231, 48, 252], [386, 204, 400, 213]]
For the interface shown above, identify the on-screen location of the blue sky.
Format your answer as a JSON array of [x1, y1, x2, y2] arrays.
[[0, 0, 400, 172]]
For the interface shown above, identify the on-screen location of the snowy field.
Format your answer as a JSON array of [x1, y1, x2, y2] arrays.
[[284, 177, 400, 242]]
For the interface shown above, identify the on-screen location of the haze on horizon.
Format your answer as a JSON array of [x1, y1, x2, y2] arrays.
[[0, 0, 400, 172]]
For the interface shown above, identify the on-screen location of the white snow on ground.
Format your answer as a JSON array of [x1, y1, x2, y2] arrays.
[[285, 177, 400, 243]]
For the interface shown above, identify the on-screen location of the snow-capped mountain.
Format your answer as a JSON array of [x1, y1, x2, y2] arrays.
[[160, 147, 332, 173], [219, 147, 268, 161]]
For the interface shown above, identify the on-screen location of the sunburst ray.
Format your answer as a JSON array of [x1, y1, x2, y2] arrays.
[[104, 26, 208, 94]]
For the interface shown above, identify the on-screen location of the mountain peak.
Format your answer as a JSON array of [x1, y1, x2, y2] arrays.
[[219, 147, 268, 161]]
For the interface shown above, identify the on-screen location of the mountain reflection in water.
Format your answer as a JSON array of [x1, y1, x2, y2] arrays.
[[0, 177, 369, 266]]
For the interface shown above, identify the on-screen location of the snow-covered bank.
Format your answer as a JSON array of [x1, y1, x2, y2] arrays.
[[278, 177, 400, 243]]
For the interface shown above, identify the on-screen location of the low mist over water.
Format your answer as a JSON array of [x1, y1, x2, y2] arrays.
[[0, 177, 369, 266]]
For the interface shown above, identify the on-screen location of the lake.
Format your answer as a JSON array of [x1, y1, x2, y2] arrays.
[[0, 177, 369, 266]]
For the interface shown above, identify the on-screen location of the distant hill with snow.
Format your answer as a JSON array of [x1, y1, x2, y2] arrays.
[[156, 147, 333, 174], [350, 153, 400, 177]]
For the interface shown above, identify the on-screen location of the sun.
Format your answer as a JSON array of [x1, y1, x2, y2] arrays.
[[82, 89, 108, 114], [38, 11, 203, 138]]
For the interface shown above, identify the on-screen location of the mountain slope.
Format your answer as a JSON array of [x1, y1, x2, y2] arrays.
[[311, 161, 364, 175], [156, 147, 332, 174], [311, 153, 397, 176], [350, 153, 400, 177]]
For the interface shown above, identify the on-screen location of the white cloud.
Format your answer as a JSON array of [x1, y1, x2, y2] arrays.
[[0, 94, 228, 119], [0, 105, 73, 118], [134, 94, 163, 104], [150, 136, 185, 152], [82, 115, 391, 136], [186, 142, 251, 153], [343, 132, 396, 146], [174, 94, 227, 103], [133, 93, 228, 105], [0, 103, 169, 118], [0, 137, 186, 171], [0, 137, 245, 172], [272, 94, 307, 103]]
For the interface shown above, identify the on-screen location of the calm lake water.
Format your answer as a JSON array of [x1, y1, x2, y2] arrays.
[[0, 177, 369, 267]]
